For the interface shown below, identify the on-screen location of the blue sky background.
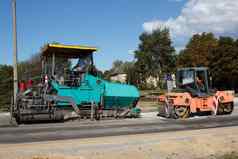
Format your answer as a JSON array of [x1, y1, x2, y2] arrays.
[[0, 0, 185, 70]]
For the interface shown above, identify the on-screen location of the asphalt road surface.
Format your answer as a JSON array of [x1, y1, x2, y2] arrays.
[[0, 114, 238, 144], [0, 98, 237, 144]]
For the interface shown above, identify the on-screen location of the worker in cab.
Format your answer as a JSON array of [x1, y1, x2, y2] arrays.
[[72, 57, 91, 73], [196, 76, 205, 92], [73, 59, 86, 72]]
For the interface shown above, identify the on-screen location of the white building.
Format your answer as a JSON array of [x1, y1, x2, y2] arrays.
[[110, 73, 127, 83], [146, 76, 160, 88]]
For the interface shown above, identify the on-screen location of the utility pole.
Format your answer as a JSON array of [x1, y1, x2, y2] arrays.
[[12, 0, 18, 103]]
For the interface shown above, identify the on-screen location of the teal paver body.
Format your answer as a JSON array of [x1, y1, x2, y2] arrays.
[[51, 73, 140, 109]]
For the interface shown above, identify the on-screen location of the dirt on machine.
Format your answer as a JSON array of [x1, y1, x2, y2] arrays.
[[158, 67, 234, 119]]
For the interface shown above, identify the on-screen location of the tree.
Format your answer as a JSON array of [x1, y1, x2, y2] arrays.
[[177, 32, 218, 67], [0, 65, 13, 111], [134, 28, 176, 88], [104, 60, 138, 84], [176, 33, 238, 91], [18, 53, 42, 82], [103, 60, 124, 80], [210, 37, 238, 91], [121, 61, 139, 85]]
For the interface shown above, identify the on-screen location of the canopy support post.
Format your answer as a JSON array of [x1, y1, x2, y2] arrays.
[[52, 53, 55, 77]]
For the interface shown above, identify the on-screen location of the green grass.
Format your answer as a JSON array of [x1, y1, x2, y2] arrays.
[[138, 101, 159, 108], [140, 89, 166, 97], [139, 89, 163, 111], [217, 152, 238, 159], [0, 107, 9, 112]]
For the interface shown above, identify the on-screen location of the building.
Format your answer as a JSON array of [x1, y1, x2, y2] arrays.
[[110, 73, 127, 83], [146, 76, 160, 88]]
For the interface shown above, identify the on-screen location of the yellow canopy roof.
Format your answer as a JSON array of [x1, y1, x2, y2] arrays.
[[41, 43, 98, 58]]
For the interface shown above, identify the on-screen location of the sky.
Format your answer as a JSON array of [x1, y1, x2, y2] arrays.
[[1, 0, 237, 71]]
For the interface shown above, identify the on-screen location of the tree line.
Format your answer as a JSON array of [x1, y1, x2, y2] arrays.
[[106, 29, 238, 91], [1, 29, 238, 110], [177, 33, 238, 91]]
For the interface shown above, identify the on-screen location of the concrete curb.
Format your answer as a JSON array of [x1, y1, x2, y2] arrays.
[[0, 112, 15, 127]]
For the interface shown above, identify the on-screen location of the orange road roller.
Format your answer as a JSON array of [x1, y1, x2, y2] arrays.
[[158, 67, 234, 119]]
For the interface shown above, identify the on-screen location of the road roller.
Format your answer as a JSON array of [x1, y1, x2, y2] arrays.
[[158, 67, 234, 119]]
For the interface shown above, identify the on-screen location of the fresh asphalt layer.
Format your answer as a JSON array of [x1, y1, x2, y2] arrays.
[[0, 114, 238, 144], [0, 98, 237, 144]]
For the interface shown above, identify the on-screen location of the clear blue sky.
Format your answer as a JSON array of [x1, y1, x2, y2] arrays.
[[0, 0, 185, 70]]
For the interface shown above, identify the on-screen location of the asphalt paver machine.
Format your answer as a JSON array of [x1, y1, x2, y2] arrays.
[[12, 44, 140, 124]]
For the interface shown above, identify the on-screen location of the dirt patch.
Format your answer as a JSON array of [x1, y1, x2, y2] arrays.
[[138, 101, 159, 112], [30, 156, 82, 159]]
